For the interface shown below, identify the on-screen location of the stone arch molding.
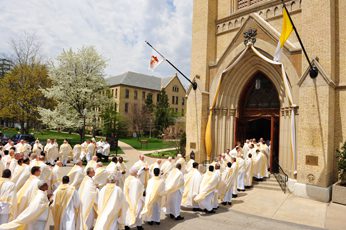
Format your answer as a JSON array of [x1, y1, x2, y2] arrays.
[[209, 40, 299, 109]]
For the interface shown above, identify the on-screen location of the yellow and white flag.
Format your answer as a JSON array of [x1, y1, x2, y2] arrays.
[[148, 52, 164, 71], [274, 8, 293, 62]]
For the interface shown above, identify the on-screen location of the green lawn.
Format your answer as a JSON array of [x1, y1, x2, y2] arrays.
[[120, 137, 177, 150], [145, 149, 178, 158]]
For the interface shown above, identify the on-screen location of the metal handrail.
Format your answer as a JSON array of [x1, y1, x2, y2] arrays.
[[273, 161, 289, 193]]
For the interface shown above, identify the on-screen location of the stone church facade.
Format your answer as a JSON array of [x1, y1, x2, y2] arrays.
[[185, 0, 346, 202]]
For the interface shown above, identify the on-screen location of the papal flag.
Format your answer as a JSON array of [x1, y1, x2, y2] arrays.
[[148, 52, 164, 71], [274, 7, 293, 62]]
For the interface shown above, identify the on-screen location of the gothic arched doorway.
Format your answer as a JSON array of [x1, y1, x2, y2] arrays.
[[236, 72, 280, 172]]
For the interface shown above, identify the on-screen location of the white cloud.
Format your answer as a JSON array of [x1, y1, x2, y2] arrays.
[[0, 0, 192, 84]]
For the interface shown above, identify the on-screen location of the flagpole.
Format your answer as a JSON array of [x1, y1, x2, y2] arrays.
[[281, 0, 318, 78], [145, 41, 198, 90]]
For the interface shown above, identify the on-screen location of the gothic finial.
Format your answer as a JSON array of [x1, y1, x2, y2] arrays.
[[243, 28, 257, 45]]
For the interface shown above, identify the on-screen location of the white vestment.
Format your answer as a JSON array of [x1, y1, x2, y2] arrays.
[[141, 177, 165, 223], [237, 157, 245, 190], [86, 143, 95, 162], [72, 144, 82, 163], [218, 167, 235, 203], [51, 184, 82, 230], [94, 183, 126, 230], [78, 176, 98, 230], [16, 176, 40, 214], [51, 165, 63, 191], [181, 168, 202, 208], [133, 160, 149, 187], [116, 162, 127, 188], [186, 159, 195, 173], [164, 168, 184, 218], [244, 158, 254, 186], [194, 171, 219, 211], [59, 143, 72, 165], [160, 160, 174, 178], [231, 161, 239, 195], [67, 165, 84, 189], [12, 165, 30, 191], [124, 175, 144, 228], [0, 190, 49, 230], [93, 167, 109, 188], [254, 152, 269, 179], [0, 178, 17, 224]]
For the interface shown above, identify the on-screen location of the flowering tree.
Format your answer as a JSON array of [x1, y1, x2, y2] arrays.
[[39, 46, 111, 141]]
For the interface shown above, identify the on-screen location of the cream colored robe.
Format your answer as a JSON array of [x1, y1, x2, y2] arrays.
[[0, 178, 17, 222], [93, 167, 109, 189], [164, 168, 184, 218], [0, 190, 49, 230], [84, 160, 97, 174], [94, 183, 126, 230], [51, 165, 63, 191], [194, 171, 219, 210], [181, 168, 202, 208], [51, 184, 82, 230], [59, 143, 72, 164], [72, 144, 82, 163], [124, 175, 144, 228], [78, 176, 98, 230], [67, 165, 84, 189], [141, 176, 165, 222], [116, 162, 127, 188], [16, 175, 40, 214], [12, 165, 30, 191]]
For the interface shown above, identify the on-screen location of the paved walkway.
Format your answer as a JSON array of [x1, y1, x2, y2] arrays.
[[139, 147, 177, 155]]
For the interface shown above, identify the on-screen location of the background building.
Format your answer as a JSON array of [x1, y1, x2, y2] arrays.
[[186, 0, 345, 202], [106, 71, 186, 136]]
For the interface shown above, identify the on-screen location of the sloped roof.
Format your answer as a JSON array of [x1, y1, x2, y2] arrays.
[[106, 71, 162, 91], [161, 75, 175, 88]]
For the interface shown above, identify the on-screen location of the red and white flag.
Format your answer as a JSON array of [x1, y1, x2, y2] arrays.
[[148, 53, 163, 71]]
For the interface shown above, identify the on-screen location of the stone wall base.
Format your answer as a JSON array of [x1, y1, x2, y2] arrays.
[[287, 179, 332, 203]]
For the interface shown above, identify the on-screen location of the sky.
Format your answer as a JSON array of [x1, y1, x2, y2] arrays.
[[0, 0, 193, 84]]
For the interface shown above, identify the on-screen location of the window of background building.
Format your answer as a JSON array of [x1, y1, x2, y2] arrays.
[[175, 108, 178, 113], [173, 85, 179, 92], [114, 102, 117, 112], [172, 96, 175, 104], [125, 103, 129, 113], [142, 91, 146, 100], [111, 89, 114, 97], [134, 103, 138, 112], [175, 96, 179, 105], [134, 90, 138, 100], [157, 94, 160, 102], [125, 89, 129, 98], [182, 97, 185, 105], [182, 108, 184, 116], [115, 88, 118, 98]]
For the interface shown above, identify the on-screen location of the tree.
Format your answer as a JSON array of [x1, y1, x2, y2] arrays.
[[155, 89, 176, 134], [102, 104, 128, 138], [39, 46, 111, 141], [0, 34, 54, 132], [144, 93, 155, 137]]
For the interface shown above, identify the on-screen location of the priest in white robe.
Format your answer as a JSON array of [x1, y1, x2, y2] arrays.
[[86, 140, 95, 162], [194, 165, 219, 213], [51, 161, 63, 191], [0, 169, 17, 224], [237, 155, 246, 191], [44, 139, 54, 165], [59, 140, 72, 166], [186, 151, 195, 173], [116, 157, 127, 188], [133, 155, 149, 188], [149, 159, 162, 178], [72, 144, 82, 163], [16, 166, 41, 214], [78, 167, 98, 230], [164, 163, 184, 220], [51, 176, 82, 230], [254, 149, 269, 179], [32, 140, 43, 156], [84, 156, 98, 174], [12, 158, 30, 191], [175, 154, 186, 173], [231, 156, 240, 198], [218, 162, 234, 206], [0, 181, 49, 230], [181, 162, 202, 210], [124, 167, 145, 230], [141, 168, 165, 225], [67, 161, 84, 189], [94, 174, 126, 230], [160, 157, 174, 178], [245, 153, 254, 187], [93, 162, 109, 189]]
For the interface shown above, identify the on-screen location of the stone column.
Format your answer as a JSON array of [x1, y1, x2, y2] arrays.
[[228, 109, 236, 149]]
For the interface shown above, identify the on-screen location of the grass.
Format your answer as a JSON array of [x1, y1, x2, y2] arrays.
[[145, 149, 178, 159], [120, 137, 177, 150]]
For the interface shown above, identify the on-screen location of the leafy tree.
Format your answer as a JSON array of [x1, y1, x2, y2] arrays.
[[154, 89, 175, 134], [102, 104, 128, 138], [39, 46, 111, 141], [0, 33, 53, 132], [0, 63, 54, 132]]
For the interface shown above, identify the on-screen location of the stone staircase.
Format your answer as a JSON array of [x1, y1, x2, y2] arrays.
[[252, 175, 284, 192]]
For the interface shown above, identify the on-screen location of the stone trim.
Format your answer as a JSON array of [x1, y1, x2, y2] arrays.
[[216, 0, 301, 35]]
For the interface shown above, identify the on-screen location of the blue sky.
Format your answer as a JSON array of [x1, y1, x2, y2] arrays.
[[0, 0, 192, 83]]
